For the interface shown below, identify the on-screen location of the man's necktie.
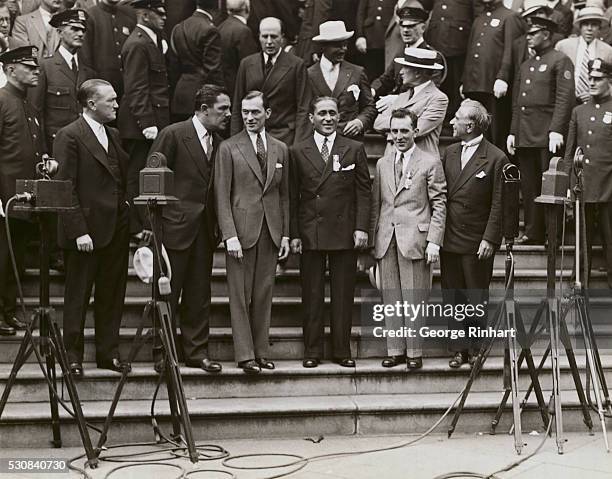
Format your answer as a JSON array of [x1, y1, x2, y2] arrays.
[[156, 35, 164, 54], [325, 64, 337, 91], [264, 55, 274, 78], [70, 56, 78, 82], [395, 153, 404, 189], [460, 143, 471, 170], [576, 49, 591, 101], [320, 137, 330, 163], [256, 132, 267, 178]]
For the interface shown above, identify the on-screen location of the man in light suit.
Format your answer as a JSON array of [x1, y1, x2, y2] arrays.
[[11, 0, 61, 60], [370, 108, 446, 369], [308, 21, 377, 139], [441, 99, 506, 368], [289, 96, 371, 368], [556, 6, 612, 104], [231, 16, 312, 145], [215, 90, 290, 374], [374, 47, 448, 159]]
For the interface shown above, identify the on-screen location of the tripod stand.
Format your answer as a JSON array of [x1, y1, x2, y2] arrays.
[[0, 206, 97, 468], [94, 198, 198, 463]]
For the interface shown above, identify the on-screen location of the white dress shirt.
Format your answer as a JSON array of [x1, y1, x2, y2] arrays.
[[395, 144, 415, 178], [460, 134, 483, 170], [192, 115, 212, 157], [247, 128, 267, 153], [58, 45, 78, 69], [83, 112, 108, 152], [314, 130, 336, 156], [319, 55, 340, 92], [263, 49, 282, 67]]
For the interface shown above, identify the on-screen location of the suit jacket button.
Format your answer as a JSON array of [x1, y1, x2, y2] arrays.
[[316, 194, 320, 198]]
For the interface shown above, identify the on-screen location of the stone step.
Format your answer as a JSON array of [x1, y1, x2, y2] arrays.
[[0, 390, 600, 448], [2, 356, 611, 404]]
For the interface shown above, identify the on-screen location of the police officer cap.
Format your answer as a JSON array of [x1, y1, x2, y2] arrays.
[[130, 0, 166, 13], [589, 58, 612, 78], [49, 9, 88, 29], [397, 6, 429, 26], [526, 15, 557, 34], [0, 46, 39, 67]]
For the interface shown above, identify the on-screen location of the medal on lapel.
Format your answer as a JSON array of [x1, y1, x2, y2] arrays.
[[332, 154, 341, 172], [404, 171, 413, 189], [603, 112, 612, 124]]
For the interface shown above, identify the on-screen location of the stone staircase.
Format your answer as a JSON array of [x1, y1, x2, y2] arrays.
[[1, 133, 611, 448]]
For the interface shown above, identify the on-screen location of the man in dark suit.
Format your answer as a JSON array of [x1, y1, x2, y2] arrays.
[[308, 21, 377, 139], [289, 96, 371, 368], [31, 9, 94, 152], [215, 90, 290, 374], [170, 0, 223, 122], [11, 0, 62, 60], [150, 85, 230, 373], [354, 0, 396, 80], [231, 16, 311, 145], [0, 46, 46, 336], [55, 79, 130, 377], [117, 0, 170, 238], [79, 0, 136, 100], [218, 0, 258, 99], [462, 0, 524, 148], [442, 99, 506, 368], [507, 15, 574, 245]]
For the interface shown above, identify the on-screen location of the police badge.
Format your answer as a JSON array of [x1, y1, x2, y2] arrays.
[[603, 112, 612, 124]]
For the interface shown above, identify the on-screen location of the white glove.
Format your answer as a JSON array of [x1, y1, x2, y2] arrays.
[[142, 126, 159, 140], [76, 234, 93, 253], [355, 36, 367, 53], [549, 131, 564, 154], [226, 236, 243, 260], [425, 242, 440, 264], [375, 95, 398, 113], [493, 79, 508, 99], [506, 134, 516, 156]]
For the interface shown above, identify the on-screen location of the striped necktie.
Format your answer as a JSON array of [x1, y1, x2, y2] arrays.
[[576, 48, 591, 102]]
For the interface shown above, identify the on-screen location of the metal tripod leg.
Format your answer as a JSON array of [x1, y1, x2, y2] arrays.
[[40, 309, 61, 448], [548, 297, 564, 454], [505, 297, 523, 454]]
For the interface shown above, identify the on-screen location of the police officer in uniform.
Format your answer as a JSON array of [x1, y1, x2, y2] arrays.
[[462, 0, 523, 148], [79, 0, 136, 100], [31, 9, 94, 152], [507, 15, 574, 245], [354, 0, 397, 80], [564, 58, 612, 288], [117, 0, 170, 238], [0, 46, 46, 335]]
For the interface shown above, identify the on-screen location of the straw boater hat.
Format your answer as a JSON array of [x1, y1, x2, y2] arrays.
[[312, 21, 354, 42], [394, 47, 443, 70], [574, 6, 608, 27]]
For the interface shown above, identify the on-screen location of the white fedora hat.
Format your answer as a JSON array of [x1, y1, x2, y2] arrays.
[[133, 245, 172, 284], [574, 6, 608, 27], [394, 47, 443, 70], [313, 21, 354, 42]]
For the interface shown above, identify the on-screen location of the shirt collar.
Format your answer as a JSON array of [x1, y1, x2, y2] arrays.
[[395, 144, 416, 163], [248, 128, 266, 141], [263, 49, 282, 65], [196, 8, 214, 22], [413, 80, 432, 98], [461, 134, 484, 148], [314, 130, 336, 149], [38, 6, 52, 25], [192, 115, 209, 140], [83, 111, 105, 133], [58, 46, 76, 66], [137, 23, 157, 44], [320, 54, 338, 72], [232, 14, 247, 24], [411, 37, 424, 48]]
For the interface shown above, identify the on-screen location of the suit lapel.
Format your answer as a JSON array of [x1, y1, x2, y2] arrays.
[[310, 63, 332, 96], [381, 154, 396, 198], [263, 51, 291, 90], [237, 131, 264, 185], [54, 53, 75, 83], [332, 62, 353, 98], [317, 135, 347, 189], [449, 140, 488, 196], [263, 133, 277, 192], [181, 120, 209, 180], [78, 117, 113, 175], [303, 137, 325, 176], [395, 150, 420, 198], [31, 12, 47, 48]]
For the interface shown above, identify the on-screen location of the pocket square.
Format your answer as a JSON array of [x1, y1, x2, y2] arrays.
[[341, 164, 355, 171], [275, 163, 283, 169], [475, 171, 486, 179]]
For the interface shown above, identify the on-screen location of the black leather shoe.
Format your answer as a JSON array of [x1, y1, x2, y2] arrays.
[[407, 357, 423, 370], [4, 316, 26, 330], [238, 360, 261, 375], [382, 355, 405, 368], [97, 358, 131, 373], [185, 358, 222, 373], [334, 358, 355, 368], [302, 358, 319, 368], [255, 358, 275, 370], [69, 362, 83, 378], [449, 352, 468, 369], [0, 320, 16, 336]]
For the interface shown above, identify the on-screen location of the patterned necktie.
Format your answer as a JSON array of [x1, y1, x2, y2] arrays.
[[395, 153, 404, 189], [256, 132, 267, 178], [320, 137, 330, 163], [576, 48, 591, 102], [264, 55, 274, 78]]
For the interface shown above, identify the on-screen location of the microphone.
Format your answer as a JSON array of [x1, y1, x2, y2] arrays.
[[502, 163, 520, 242]]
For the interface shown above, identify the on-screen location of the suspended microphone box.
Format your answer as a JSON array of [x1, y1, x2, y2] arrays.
[[15, 179, 74, 211]]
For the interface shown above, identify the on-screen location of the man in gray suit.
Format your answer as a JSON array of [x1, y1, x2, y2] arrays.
[[370, 107, 446, 369], [215, 90, 290, 374], [11, 0, 61, 59], [374, 47, 448, 159]]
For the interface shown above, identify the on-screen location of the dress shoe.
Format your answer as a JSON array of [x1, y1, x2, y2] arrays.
[[185, 358, 222, 373], [97, 358, 131, 373], [381, 356, 405, 368], [255, 358, 275, 370], [407, 357, 423, 370], [69, 362, 83, 378], [448, 352, 468, 369], [334, 358, 355, 368], [302, 358, 319, 368], [238, 360, 261, 375], [4, 316, 26, 330], [0, 320, 16, 336]]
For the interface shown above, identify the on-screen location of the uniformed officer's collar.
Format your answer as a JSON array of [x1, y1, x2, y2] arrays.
[[195, 9, 214, 22], [3, 81, 27, 99], [534, 44, 554, 57], [483, 0, 503, 12]]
